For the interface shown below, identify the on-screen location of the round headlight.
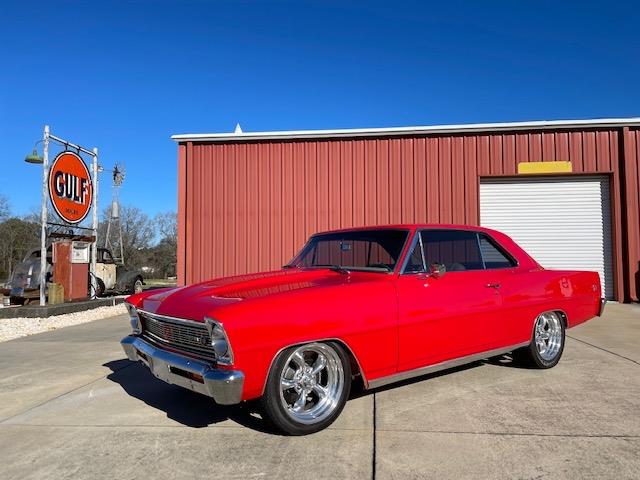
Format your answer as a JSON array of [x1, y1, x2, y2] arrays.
[[205, 317, 234, 365], [212, 339, 229, 356]]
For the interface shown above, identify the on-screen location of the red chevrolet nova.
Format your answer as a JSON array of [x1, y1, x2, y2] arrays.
[[121, 224, 605, 435]]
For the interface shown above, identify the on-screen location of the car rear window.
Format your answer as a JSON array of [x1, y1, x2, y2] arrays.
[[478, 234, 516, 269]]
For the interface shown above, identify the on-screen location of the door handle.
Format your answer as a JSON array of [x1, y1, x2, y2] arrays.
[[486, 283, 501, 289]]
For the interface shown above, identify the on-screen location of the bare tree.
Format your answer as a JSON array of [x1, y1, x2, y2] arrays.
[[0, 198, 41, 280], [0, 195, 9, 222], [155, 212, 177, 247], [0, 217, 39, 281], [98, 205, 155, 268], [148, 212, 178, 278]]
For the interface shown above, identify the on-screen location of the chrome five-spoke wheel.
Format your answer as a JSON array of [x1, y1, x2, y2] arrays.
[[279, 343, 344, 424], [261, 341, 351, 435], [534, 312, 563, 361], [515, 310, 565, 368]]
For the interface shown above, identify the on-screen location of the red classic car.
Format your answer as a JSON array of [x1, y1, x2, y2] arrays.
[[121, 225, 605, 435]]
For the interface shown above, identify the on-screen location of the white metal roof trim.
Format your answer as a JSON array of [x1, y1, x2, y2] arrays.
[[171, 117, 640, 143]]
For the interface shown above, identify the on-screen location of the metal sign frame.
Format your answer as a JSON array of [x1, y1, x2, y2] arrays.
[[39, 125, 99, 306]]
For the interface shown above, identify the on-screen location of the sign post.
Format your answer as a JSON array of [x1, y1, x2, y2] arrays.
[[39, 126, 50, 306], [91, 148, 99, 299]]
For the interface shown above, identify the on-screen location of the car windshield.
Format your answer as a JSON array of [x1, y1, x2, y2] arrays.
[[288, 229, 410, 272]]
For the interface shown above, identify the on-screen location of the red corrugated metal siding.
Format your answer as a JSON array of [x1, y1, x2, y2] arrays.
[[623, 128, 640, 301], [177, 128, 637, 302]]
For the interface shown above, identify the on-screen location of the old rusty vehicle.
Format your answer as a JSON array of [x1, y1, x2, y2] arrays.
[[3, 246, 143, 304], [121, 225, 604, 435], [93, 247, 144, 297]]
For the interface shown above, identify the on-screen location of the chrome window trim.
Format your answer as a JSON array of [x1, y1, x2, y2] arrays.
[[476, 233, 487, 269], [400, 228, 520, 274], [399, 230, 422, 275]]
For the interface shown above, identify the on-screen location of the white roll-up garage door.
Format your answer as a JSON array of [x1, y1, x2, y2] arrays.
[[480, 176, 613, 299]]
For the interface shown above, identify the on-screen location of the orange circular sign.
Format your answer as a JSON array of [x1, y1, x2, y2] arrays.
[[48, 151, 93, 224]]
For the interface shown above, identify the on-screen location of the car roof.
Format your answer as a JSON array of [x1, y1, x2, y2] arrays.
[[311, 223, 540, 270], [314, 224, 500, 235]]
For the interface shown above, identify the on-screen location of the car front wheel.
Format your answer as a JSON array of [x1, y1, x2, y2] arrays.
[[514, 311, 565, 368], [260, 341, 351, 435]]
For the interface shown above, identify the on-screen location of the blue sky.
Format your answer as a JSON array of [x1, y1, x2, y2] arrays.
[[1, 0, 638, 219]]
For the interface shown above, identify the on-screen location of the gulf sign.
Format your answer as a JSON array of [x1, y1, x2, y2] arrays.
[[48, 151, 93, 224]]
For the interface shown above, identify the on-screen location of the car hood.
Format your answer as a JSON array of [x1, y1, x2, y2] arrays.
[[137, 268, 384, 322]]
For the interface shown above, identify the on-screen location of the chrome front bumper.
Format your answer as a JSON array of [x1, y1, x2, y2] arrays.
[[120, 336, 244, 405]]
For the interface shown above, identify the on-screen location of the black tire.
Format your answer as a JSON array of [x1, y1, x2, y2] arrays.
[[260, 341, 352, 435], [95, 278, 106, 297], [514, 311, 565, 369]]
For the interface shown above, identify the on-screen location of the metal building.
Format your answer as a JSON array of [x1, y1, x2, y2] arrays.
[[172, 118, 640, 303]]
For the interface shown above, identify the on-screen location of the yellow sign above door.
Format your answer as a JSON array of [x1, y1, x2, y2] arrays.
[[518, 161, 573, 174]]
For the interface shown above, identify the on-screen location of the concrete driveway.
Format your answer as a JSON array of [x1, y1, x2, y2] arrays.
[[0, 303, 638, 479]]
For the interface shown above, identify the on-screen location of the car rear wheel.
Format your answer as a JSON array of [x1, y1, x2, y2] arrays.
[[260, 342, 351, 435], [514, 311, 565, 368]]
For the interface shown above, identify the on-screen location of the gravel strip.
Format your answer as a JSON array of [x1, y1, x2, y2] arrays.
[[0, 304, 127, 342]]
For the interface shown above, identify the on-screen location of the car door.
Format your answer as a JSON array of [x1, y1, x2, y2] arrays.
[[395, 229, 504, 372], [475, 232, 523, 345]]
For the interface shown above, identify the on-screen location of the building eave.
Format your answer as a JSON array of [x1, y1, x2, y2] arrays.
[[171, 117, 640, 143]]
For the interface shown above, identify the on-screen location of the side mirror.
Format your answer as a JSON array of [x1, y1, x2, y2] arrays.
[[428, 263, 446, 278]]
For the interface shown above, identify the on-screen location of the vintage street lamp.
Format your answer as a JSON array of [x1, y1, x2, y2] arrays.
[[24, 141, 44, 164], [22, 129, 50, 306]]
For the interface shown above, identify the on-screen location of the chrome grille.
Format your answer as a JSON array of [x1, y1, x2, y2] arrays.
[[139, 311, 215, 359]]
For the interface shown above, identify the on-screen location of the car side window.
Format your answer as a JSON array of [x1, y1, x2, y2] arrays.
[[420, 230, 483, 272], [478, 234, 515, 269], [404, 236, 426, 273]]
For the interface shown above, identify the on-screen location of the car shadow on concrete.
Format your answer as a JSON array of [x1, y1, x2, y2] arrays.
[[484, 352, 536, 369], [105, 351, 528, 431], [104, 359, 273, 432]]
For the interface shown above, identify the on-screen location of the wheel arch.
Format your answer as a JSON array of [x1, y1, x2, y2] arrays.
[[260, 337, 367, 396], [531, 308, 568, 337], [553, 309, 569, 329]]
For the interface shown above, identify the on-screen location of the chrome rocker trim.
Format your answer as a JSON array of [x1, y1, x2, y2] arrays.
[[367, 341, 530, 389], [120, 335, 244, 405]]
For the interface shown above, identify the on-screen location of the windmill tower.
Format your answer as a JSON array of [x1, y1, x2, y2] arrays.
[[104, 163, 126, 264]]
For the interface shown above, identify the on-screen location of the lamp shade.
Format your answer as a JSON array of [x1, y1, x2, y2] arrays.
[[25, 149, 43, 164]]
